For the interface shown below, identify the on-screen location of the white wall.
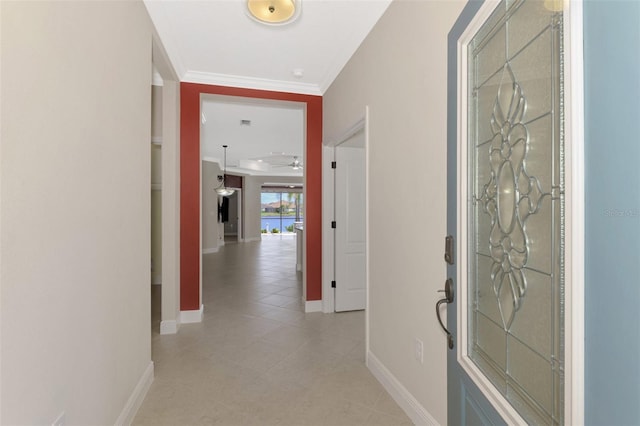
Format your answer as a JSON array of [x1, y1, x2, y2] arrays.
[[1, 1, 153, 423], [244, 175, 304, 241], [323, 1, 465, 424]]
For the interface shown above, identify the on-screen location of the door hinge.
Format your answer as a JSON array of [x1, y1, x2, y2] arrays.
[[331, 161, 337, 169], [331, 221, 336, 229], [331, 280, 336, 288]]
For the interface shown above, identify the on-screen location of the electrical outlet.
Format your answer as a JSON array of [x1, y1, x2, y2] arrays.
[[414, 338, 424, 364], [52, 411, 65, 426]]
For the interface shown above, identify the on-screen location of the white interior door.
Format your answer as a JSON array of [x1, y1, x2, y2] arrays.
[[334, 130, 366, 312]]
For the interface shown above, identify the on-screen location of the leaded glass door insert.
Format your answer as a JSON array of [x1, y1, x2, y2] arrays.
[[467, 0, 564, 423]]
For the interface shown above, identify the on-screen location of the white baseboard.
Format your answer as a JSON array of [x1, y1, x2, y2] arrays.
[[202, 247, 219, 254], [160, 320, 179, 335], [180, 304, 204, 323], [304, 300, 323, 313], [367, 351, 439, 426], [115, 361, 154, 426], [244, 237, 261, 242]]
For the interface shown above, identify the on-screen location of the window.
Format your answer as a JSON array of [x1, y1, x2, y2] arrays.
[[261, 187, 303, 234]]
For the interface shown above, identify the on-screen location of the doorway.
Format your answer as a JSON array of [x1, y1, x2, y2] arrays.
[[224, 190, 243, 242], [193, 90, 316, 314], [180, 83, 322, 315], [150, 85, 162, 334], [333, 129, 366, 312]]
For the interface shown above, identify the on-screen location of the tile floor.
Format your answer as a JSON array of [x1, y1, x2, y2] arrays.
[[134, 236, 411, 425]]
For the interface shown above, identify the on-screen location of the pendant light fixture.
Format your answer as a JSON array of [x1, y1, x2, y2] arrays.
[[247, 0, 300, 25], [215, 145, 235, 197]]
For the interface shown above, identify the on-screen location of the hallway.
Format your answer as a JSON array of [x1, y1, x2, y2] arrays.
[[135, 237, 411, 425]]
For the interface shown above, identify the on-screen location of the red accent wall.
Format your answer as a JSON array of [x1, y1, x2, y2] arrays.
[[180, 83, 323, 310]]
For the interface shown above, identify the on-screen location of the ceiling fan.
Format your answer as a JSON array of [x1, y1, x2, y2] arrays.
[[287, 156, 303, 170], [264, 154, 303, 170]]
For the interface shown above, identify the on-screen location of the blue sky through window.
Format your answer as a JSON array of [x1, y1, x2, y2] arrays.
[[261, 193, 280, 204]]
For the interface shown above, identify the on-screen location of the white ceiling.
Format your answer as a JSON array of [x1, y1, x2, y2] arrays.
[[201, 96, 305, 176], [145, 0, 391, 176]]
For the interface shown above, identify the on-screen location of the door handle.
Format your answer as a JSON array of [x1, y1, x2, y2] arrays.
[[436, 278, 454, 349]]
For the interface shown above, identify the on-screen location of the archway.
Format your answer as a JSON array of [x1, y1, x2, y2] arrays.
[[179, 83, 322, 315]]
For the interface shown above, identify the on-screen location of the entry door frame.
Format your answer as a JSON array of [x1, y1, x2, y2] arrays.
[[450, 0, 585, 423], [333, 126, 367, 313], [321, 108, 369, 318]]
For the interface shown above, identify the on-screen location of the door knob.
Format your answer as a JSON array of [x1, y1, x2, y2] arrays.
[[436, 278, 454, 349]]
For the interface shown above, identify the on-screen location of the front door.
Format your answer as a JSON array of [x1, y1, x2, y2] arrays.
[[446, 0, 569, 424]]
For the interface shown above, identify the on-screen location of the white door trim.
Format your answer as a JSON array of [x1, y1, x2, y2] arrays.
[[455, 1, 584, 424], [321, 111, 368, 314], [334, 130, 367, 312], [322, 144, 335, 313], [153, 30, 182, 334], [564, 1, 585, 423], [364, 106, 370, 364]]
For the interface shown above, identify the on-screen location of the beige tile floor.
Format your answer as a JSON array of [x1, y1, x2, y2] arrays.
[[134, 236, 411, 426]]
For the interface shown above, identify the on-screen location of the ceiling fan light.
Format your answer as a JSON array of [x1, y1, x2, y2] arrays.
[[247, 0, 299, 25]]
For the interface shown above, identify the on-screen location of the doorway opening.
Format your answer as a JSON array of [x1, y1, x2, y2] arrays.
[[322, 112, 369, 315], [223, 190, 242, 242], [197, 93, 312, 313], [332, 129, 366, 312], [180, 83, 323, 315], [150, 83, 163, 335]]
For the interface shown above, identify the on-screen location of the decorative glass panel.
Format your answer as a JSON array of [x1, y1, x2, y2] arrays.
[[467, 0, 564, 424]]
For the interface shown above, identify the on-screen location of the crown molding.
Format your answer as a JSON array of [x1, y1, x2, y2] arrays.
[[182, 71, 323, 96]]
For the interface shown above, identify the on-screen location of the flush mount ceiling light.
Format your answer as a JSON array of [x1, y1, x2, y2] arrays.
[[215, 145, 235, 197], [247, 0, 301, 25]]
